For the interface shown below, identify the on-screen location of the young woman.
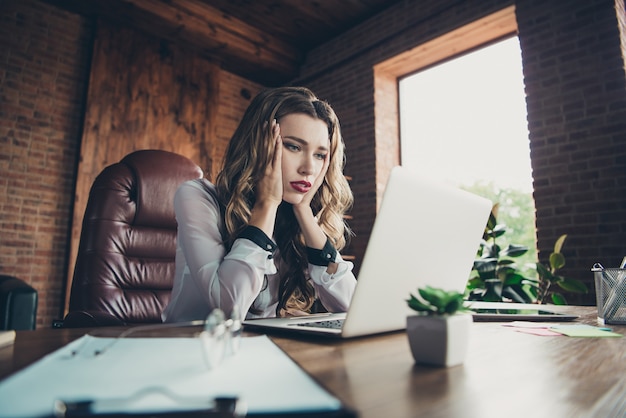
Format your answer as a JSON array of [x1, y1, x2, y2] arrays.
[[162, 86, 356, 322]]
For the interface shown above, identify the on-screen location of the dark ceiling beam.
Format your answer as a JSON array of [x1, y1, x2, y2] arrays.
[[44, 0, 303, 85]]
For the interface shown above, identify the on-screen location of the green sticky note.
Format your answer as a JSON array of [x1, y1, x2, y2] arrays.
[[549, 325, 622, 338]]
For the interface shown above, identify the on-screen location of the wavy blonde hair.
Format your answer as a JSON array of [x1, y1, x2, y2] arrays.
[[215, 86, 353, 314]]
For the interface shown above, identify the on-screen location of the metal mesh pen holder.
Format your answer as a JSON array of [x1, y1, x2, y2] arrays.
[[592, 263, 626, 325]]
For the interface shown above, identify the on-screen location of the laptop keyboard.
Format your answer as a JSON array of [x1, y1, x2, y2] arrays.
[[294, 319, 344, 329]]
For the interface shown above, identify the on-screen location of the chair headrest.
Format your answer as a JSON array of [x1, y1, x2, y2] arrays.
[[121, 150, 203, 227]]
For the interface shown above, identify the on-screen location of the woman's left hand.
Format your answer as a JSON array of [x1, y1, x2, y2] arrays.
[[294, 156, 329, 210], [293, 156, 330, 251]]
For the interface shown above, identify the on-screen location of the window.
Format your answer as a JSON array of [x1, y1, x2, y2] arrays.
[[373, 6, 539, 266], [399, 36, 538, 265]]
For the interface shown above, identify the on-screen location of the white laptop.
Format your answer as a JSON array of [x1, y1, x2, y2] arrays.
[[242, 165, 493, 338]]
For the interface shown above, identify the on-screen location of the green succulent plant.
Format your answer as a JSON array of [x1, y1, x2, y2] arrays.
[[406, 286, 470, 316]]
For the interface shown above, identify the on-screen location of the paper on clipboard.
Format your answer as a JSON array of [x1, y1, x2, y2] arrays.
[[0, 335, 344, 417]]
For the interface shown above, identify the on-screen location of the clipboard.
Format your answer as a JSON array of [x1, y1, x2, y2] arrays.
[[0, 335, 356, 418]]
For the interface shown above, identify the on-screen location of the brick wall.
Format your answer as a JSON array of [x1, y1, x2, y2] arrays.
[[0, 0, 93, 327], [297, 0, 626, 304], [213, 73, 263, 181], [517, 0, 626, 303]]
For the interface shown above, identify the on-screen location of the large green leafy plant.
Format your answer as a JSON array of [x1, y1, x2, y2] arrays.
[[535, 234, 587, 304], [467, 204, 536, 303], [466, 205, 588, 305]]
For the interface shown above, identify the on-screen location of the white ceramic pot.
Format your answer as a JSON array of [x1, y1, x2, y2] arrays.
[[406, 313, 472, 367]]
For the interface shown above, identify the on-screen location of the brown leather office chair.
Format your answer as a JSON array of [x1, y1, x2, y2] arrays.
[[62, 150, 203, 327]]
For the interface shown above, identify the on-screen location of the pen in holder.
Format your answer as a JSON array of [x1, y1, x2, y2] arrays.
[[592, 263, 626, 325]]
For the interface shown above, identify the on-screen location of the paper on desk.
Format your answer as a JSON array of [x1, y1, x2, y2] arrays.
[[549, 324, 623, 338], [502, 321, 563, 328], [502, 322, 623, 338], [516, 328, 563, 336], [0, 335, 341, 418], [501, 322, 563, 336]]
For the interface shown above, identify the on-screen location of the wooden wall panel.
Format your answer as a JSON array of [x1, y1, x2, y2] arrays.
[[64, 20, 221, 313]]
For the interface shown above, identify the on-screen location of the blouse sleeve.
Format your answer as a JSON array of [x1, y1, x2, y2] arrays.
[[308, 253, 357, 312], [174, 181, 277, 316]]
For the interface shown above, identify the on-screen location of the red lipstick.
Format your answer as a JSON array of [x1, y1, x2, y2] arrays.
[[290, 181, 311, 193]]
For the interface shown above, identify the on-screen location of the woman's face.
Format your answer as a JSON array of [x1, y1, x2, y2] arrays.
[[278, 113, 330, 205]]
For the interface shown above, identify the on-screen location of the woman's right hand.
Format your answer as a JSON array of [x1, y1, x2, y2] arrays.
[[248, 120, 282, 237], [255, 119, 283, 208]]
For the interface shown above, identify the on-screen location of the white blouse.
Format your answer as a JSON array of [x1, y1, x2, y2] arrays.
[[162, 179, 357, 322]]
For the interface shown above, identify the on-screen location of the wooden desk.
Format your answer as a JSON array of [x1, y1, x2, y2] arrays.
[[1, 305, 625, 417]]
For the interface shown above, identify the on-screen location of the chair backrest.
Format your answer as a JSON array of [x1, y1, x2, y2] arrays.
[[67, 150, 203, 326], [0, 275, 38, 330]]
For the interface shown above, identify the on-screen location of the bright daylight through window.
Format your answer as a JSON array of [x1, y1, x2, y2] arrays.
[[399, 36, 537, 266]]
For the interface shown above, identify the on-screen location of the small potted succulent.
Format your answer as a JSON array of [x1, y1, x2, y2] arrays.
[[406, 286, 472, 367]]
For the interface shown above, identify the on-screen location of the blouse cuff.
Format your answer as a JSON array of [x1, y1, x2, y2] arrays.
[[237, 225, 277, 254], [309, 256, 353, 286], [226, 238, 278, 275], [306, 238, 337, 266]]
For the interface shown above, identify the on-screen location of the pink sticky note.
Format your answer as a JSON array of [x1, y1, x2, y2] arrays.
[[515, 328, 562, 336], [502, 321, 559, 329]]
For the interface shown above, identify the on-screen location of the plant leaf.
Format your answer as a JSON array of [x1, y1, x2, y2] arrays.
[[549, 253, 566, 270], [515, 283, 537, 302], [525, 284, 538, 299], [418, 286, 445, 310], [496, 268, 511, 282], [497, 259, 517, 267], [481, 243, 500, 258], [536, 263, 554, 281], [474, 258, 497, 269], [554, 234, 567, 254], [474, 259, 497, 280], [503, 273, 526, 286], [408, 287, 466, 315], [466, 277, 484, 289], [483, 279, 503, 301], [501, 244, 528, 257], [556, 278, 588, 293], [521, 278, 540, 287], [443, 296, 463, 314], [551, 293, 567, 305], [485, 209, 498, 232], [502, 286, 528, 303], [491, 224, 507, 238], [406, 294, 433, 313]]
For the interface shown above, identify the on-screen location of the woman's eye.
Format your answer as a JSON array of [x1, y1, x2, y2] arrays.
[[284, 143, 300, 152], [315, 153, 327, 160]]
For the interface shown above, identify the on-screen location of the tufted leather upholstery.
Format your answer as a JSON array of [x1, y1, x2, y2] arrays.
[[63, 150, 203, 327]]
